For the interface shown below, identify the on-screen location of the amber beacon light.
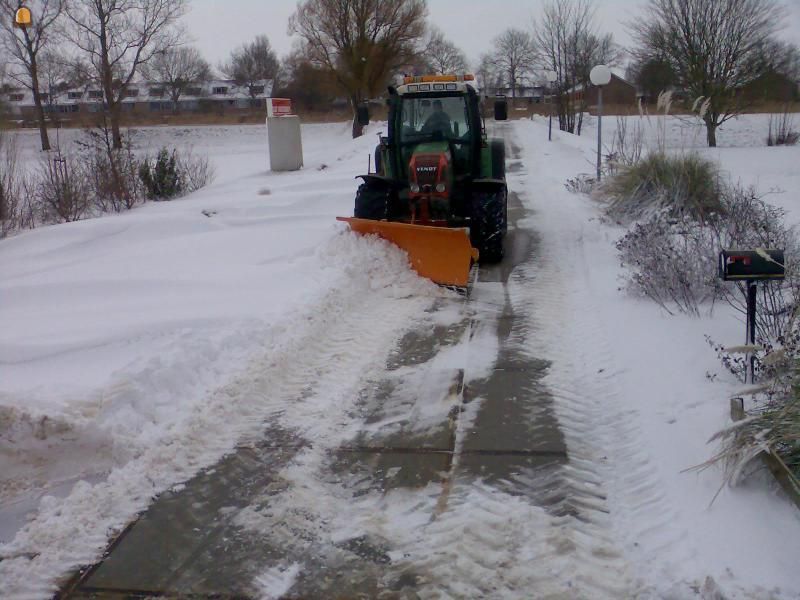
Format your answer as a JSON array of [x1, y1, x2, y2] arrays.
[[14, 5, 32, 28]]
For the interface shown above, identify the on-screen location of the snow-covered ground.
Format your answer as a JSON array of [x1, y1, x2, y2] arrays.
[[1, 115, 799, 598], [517, 114, 800, 598]]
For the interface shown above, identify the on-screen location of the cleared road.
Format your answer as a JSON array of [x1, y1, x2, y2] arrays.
[[63, 125, 634, 599]]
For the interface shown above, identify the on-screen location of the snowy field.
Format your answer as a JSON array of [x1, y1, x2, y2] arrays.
[[1, 115, 800, 598]]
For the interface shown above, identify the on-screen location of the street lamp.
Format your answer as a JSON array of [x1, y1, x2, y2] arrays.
[[545, 70, 557, 141], [589, 64, 611, 181]]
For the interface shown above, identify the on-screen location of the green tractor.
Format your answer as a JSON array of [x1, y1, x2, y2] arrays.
[[337, 74, 508, 287]]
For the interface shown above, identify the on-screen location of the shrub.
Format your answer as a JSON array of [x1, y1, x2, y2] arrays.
[[565, 174, 594, 195], [77, 128, 144, 212], [0, 134, 38, 236], [36, 153, 91, 223], [139, 146, 215, 201], [176, 148, 214, 193], [139, 148, 183, 200], [0, 131, 22, 237], [615, 211, 719, 315], [600, 151, 723, 223], [616, 184, 799, 329], [767, 108, 799, 147]]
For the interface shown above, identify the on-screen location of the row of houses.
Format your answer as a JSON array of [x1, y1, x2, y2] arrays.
[[3, 79, 274, 120], [484, 70, 800, 107], [482, 73, 640, 106]]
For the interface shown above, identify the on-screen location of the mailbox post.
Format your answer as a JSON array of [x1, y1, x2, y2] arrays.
[[589, 65, 611, 181], [719, 249, 785, 383]]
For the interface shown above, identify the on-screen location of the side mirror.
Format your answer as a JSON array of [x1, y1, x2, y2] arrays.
[[357, 103, 370, 127], [494, 98, 508, 121]]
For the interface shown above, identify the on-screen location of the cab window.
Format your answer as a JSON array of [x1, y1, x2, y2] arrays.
[[399, 96, 470, 142]]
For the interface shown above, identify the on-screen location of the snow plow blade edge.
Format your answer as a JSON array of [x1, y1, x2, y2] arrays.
[[337, 217, 478, 287]]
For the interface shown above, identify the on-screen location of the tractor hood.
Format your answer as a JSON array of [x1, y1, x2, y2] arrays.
[[407, 141, 452, 195]]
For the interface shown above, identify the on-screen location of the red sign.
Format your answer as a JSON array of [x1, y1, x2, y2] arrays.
[[267, 98, 293, 117]]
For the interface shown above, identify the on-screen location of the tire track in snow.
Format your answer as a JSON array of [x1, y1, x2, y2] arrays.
[[513, 123, 696, 596], [374, 125, 634, 599]]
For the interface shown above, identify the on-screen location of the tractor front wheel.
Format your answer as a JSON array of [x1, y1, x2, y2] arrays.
[[354, 182, 388, 220], [471, 189, 507, 263]]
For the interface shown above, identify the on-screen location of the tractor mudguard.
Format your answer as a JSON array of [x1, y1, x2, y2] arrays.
[[471, 178, 507, 192], [355, 174, 400, 188]]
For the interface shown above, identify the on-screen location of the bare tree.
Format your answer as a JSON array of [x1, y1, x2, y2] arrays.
[[732, 39, 800, 105], [37, 49, 92, 115], [220, 35, 279, 102], [0, 0, 66, 151], [626, 55, 676, 104], [490, 28, 536, 99], [276, 44, 338, 111], [0, 63, 9, 120], [750, 39, 800, 83], [534, 0, 618, 134], [289, 0, 427, 138], [424, 25, 467, 75], [37, 49, 66, 108], [64, 0, 187, 149], [476, 52, 503, 97], [143, 46, 211, 112], [631, 0, 786, 147]]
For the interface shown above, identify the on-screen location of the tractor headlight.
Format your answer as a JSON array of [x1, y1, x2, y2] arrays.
[[410, 183, 420, 193], [435, 183, 446, 193]]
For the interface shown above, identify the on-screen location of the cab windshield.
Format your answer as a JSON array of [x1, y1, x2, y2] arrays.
[[398, 95, 471, 144]]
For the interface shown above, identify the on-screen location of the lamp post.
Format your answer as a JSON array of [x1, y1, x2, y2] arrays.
[[589, 64, 611, 181], [545, 70, 557, 141]]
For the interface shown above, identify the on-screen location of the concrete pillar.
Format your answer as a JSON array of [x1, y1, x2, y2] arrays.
[[266, 115, 303, 172], [267, 115, 303, 171]]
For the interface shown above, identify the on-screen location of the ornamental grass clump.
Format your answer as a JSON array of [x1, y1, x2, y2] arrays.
[[601, 151, 723, 223], [705, 330, 800, 485]]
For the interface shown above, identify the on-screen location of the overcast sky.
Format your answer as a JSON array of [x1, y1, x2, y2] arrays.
[[185, 0, 800, 71]]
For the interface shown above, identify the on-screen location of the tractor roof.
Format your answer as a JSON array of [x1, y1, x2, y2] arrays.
[[397, 81, 475, 96], [396, 74, 477, 96]]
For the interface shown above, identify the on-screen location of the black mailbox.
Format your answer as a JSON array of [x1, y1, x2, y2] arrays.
[[494, 96, 508, 121], [718, 249, 785, 281]]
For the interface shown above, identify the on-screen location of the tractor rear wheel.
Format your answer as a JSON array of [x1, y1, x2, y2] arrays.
[[471, 189, 507, 263], [354, 182, 388, 220]]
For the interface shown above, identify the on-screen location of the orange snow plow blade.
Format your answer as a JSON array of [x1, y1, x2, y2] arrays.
[[337, 217, 479, 287]]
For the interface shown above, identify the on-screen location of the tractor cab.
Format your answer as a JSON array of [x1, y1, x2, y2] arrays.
[[391, 78, 482, 175], [382, 75, 485, 224]]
